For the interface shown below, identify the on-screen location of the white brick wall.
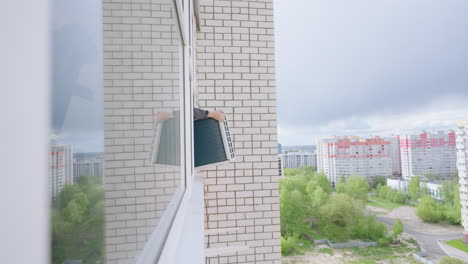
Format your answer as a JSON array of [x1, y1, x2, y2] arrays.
[[103, 0, 184, 263], [197, 0, 281, 263]]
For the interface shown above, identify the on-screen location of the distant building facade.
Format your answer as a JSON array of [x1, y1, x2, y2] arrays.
[[73, 153, 103, 181], [48, 144, 74, 199], [400, 131, 457, 180], [384, 135, 402, 176], [387, 178, 409, 193], [278, 143, 282, 154], [386, 178, 442, 200], [283, 145, 316, 153], [317, 136, 393, 186], [278, 155, 284, 177], [456, 119, 468, 240], [282, 152, 317, 169]]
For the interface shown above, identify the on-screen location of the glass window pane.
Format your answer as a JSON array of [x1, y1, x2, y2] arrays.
[[102, 0, 185, 262], [50, 0, 105, 264]]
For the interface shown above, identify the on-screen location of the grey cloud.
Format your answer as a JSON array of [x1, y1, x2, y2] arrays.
[[275, 0, 468, 137], [51, 0, 103, 152]]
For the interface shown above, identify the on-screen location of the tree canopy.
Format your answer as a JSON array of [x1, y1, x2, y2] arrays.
[[408, 175, 421, 201], [279, 167, 390, 255]]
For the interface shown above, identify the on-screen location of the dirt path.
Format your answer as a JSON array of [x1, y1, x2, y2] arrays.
[[373, 205, 464, 263], [381, 206, 462, 234], [366, 205, 390, 214], [282, 246, 416, 264]]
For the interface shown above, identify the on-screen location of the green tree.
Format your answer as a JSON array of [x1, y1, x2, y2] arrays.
[[313, 173, 333, 194], [442, 182, 456, 204], [284, 168, 301, 177], [336, 175, 346, 193], [311, 187, 328, 210], [56, 184, 81, 210], [416, 195, 445, 223], [343, 176, 369, 201], [280, 187, 308, 236], [392, 219, 403, 239], [369, 175, 386, 189], [51, 176, 104, 264], [320, 193, 363, 227], [305, 173, 332, 201], [408, 175, 421, 201], [425, 172, 440, 180], [444, 183, 462, 225], [63, 200, 86, 224]]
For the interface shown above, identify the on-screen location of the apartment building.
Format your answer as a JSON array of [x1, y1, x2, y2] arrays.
[[384, 135, 402, 176], [73, 154, 103, 181], [456, 119, 468, 240], [400, 131, 457, 180], [281, 152, 317, 169], [48, 144, 74, 199], [102, 0, 280, 263], [317, 136, 393, 185]]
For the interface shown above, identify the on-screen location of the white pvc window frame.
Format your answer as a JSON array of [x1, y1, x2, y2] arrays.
[[2, 1, 50, 264], [138, 0, 204, 263]]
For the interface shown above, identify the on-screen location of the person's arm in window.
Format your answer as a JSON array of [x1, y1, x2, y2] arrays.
[[194, 108, 225, 122], [156, 108, 225, 123]]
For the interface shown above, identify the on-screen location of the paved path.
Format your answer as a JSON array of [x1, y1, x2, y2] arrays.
[[438, 240, 468, 262], [376, 215, 463, 264]]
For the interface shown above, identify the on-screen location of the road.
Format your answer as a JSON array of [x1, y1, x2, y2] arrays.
[[376, 215, 463, 264]]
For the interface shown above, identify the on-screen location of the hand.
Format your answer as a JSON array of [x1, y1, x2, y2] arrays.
[[208, 110, 225, 122], [155, 111, 174, 123]]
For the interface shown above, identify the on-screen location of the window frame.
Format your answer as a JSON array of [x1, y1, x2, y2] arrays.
[[137, 0, 203, 263]]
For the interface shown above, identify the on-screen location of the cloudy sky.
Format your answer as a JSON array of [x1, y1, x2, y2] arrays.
[[52, 0, 103, 153], [274, 0, 468, 146]]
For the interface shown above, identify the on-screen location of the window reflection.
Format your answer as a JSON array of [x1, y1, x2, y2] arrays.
[[103, 0, 184, 262], [50, 0, 104, 263]]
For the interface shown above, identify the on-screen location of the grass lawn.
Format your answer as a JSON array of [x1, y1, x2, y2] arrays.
[[367, 195, 403, 211], [444, 239, 468, 252], [283, 244, 418, 264], [346, 245, 417, 264]]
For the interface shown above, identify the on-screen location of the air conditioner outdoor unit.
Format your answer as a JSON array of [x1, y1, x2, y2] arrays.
[[194, 117, 235, 169], [149, 112, 181, 167], [149, 114, 235, 169]]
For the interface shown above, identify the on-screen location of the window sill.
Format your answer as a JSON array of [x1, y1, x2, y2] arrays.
[[157, 173, 205, 264]]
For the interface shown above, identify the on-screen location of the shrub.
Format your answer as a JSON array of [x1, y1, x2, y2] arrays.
[[281, 235, 299, 255], [343, 176, 369, 201], [376, 185, 406, 204], [440, 256, 468, 264], [392, 219, 403, 239], [416, 195, 445, 223]]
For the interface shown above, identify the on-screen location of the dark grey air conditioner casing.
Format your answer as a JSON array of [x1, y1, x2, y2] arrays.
[[194, 117, 235, 169], [149, 113, 235, 169]]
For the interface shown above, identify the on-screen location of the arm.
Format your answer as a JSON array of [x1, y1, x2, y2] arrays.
[[194, 108, 225, 122], [193, 108, 209, 121]]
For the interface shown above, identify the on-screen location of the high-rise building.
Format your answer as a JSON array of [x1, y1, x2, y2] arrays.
[[400, 131, 457, 180], [384, 135, 402, 176], [317, 136, 393, 186], [48, 144, 74, 199], [456, 119, 468, 241], [73, 153, 103, 181], [282, 152, 317, 169]]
